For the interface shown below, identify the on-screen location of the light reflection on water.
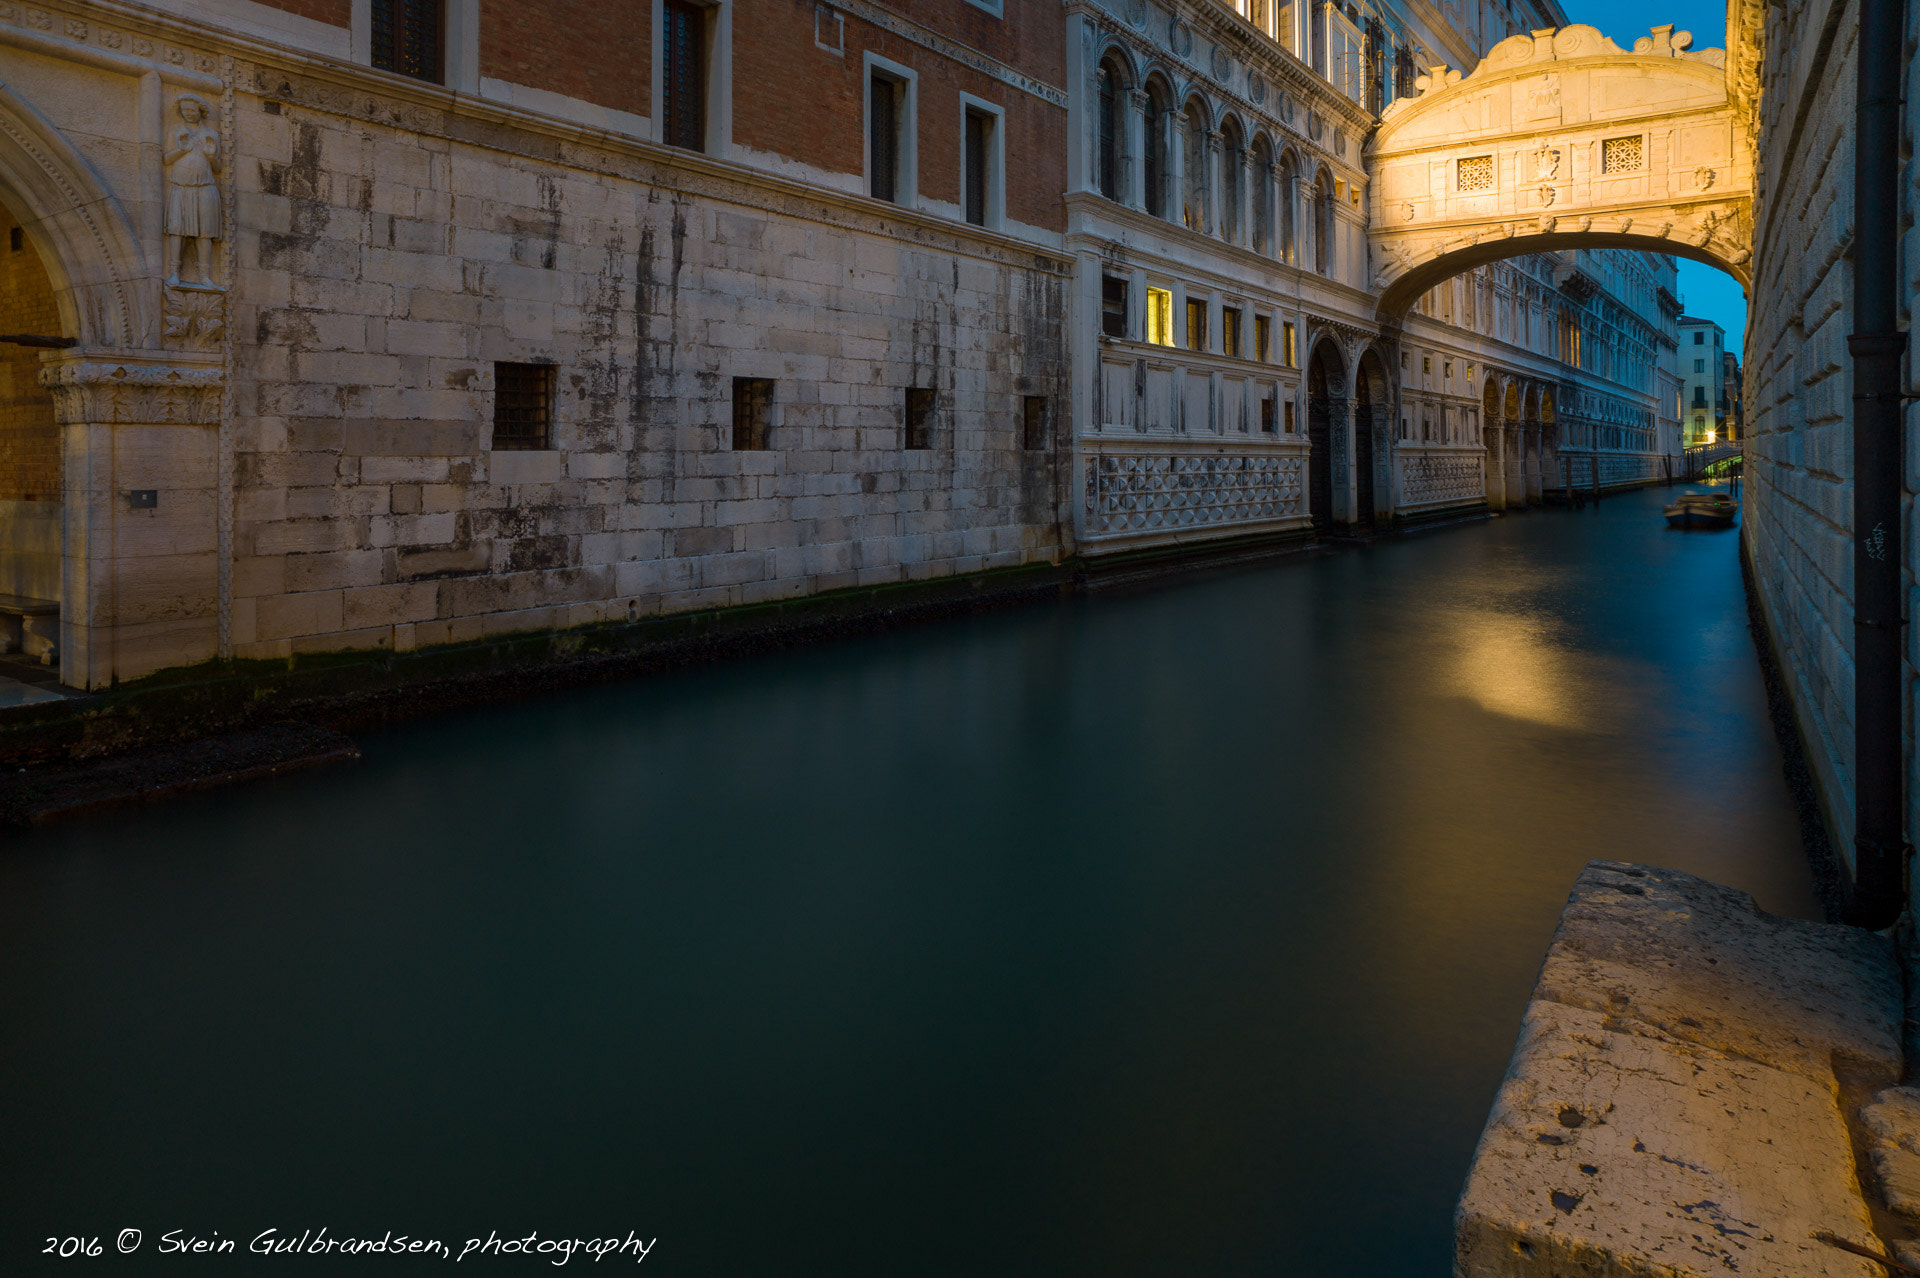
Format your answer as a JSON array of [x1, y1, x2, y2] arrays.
[[1, 483, 1816, 1277]]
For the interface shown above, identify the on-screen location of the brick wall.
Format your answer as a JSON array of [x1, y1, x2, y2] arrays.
[[479, 0, 649, 116], [225, 66, 1069, 660], [0, 212, 59, 504], [250, 0, 350, 25]]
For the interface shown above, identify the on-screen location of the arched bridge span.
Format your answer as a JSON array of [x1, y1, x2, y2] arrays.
[[1365, 24, 1752, 318]]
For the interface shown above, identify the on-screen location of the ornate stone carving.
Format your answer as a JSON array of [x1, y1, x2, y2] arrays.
[[1210, 46, 1231, 82], [1531, 145, 1560, 181], [162, 285, 224, 350], [1169, 18, 1192, 57], [165, 93, 223, 288], [1695, 165, 1716, 189], [1123, 0, 1145, 27], [1248, 71, 1266, 105], [40, 359, 223, 425], [1400, 453, 1485, 506], [1084, 453, 1304, 534]]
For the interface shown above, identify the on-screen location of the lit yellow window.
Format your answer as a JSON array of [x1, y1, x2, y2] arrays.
[[1282, 321, 1297, 366], [1146, 287, 1174, 346]]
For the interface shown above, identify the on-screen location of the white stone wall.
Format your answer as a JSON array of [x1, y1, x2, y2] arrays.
[[225, 66, 1071, 659]]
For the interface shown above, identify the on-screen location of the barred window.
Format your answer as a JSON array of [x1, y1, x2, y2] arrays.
[[904, 387, 936, 450], [493, 362, 553, 450], [1021, 396, 1050, 451], [732, 377, 774, 450], [1101, 276, 1129, 338], [1456, 155, 1494, 191], [1602, 135, 1643, 173], [371, 0, 443, 83]]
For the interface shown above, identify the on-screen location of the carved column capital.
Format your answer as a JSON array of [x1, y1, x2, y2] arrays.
[[40, 351, 224, 425]]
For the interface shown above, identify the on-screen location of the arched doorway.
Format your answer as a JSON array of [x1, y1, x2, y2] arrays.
[[0, 202, 64, 674], [1306, 340, 1344, 529], [1354, 347, 1393, 526]]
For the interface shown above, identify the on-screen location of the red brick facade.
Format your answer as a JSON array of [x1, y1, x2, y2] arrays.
[[480, 0, 651, 117], [0, 214, 59, 504], [250, 0, 351, 26]]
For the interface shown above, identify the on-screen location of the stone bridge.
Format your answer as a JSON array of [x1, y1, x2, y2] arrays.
[[1366, 24, 1752, 317]]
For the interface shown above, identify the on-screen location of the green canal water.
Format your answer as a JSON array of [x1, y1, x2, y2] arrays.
[[3, 482, 1819, 1275]]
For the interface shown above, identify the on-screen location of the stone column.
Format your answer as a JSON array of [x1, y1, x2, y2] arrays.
[[1237, 151, 1255, 250], [1203, 130, 1222, 238], [1507, 424, 1526, 506], [1168, 113, 1188, 229], [42, 351, 223, 689], [1525, 426, 1544, 502], [1125, 89, 1148, 210], [1484, 421, 1506, 509]]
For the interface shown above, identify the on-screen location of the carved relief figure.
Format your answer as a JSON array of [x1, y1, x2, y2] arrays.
[[1532, 146, 1560, 182], [165, 94, 222, 287]]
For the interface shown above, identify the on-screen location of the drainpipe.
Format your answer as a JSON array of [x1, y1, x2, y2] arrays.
[[1844, 0, 1909, 929]]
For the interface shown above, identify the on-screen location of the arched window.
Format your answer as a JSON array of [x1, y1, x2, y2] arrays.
[[1251, 136, 1274, 255], [1220, 119, 1244, 244], [1182, 98, 1209, 232], [1143, 80, 1169, 219], [1313, 169, 1334, 274], [1275, 151, 1297, 263], [1096, 58, 1124, 201]]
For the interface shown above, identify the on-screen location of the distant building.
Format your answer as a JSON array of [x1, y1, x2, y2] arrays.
[[1720, 350, 1742, 440], [1678, 317, 1728, 445]]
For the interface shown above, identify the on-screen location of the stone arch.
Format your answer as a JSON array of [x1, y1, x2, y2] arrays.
[[1141, 72, 1175, 220], [1311, 164, 1334, 274], [1354, 345, 1394, 524], [1093, 47, 1138, 203], [1274, 147, 1301, 265], [1482, 374, 1506, 508], [0, 82, 150, 349], [1365, 23, 1753, 320], [1218, 114, 1245, 244], [1179, 93, 1211, 232], [1249, 133, 1275, 256], [1304, 336, 1347, 528]]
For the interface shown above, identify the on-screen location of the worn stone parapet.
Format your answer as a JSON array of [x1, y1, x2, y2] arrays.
[[1456, 860, 1901, 1277]]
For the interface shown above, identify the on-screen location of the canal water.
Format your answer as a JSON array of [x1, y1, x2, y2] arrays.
[[3, 482, 1818, 1276]]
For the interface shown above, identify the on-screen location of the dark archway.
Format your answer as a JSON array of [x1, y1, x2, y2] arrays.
[[0, 199, 65, 669], [1354, 346, 1394, 526], [1306, 340, 1344, 528]]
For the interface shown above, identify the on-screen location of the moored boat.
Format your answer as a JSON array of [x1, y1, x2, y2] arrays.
[[1664, 491, 1738, 529]]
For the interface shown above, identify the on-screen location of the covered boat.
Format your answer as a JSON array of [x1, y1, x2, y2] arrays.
[[1664, 491, 1738, 529]]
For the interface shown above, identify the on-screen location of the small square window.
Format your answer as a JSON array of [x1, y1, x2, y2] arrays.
[[1602, 135, 1643, 174], [493, 362, 554, 450], [1457, 155, 1494, 191], [1422, 356, 1431, 375], [1102, 277, 1129, 338], [1222, 307, 1243, 358], [1022, 395, 1050, 450], [1254, 315, 1271, 362], [1146, 287, 1174, 346], [1185, 299, 1207, 352], [904, 386, 936, 450], [732, 377, 774, 450]]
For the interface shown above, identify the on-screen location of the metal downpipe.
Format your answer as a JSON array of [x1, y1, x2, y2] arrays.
[[1844, 0, 1910, 928]]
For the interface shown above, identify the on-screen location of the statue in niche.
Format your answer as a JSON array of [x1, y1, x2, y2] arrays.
[[164, 94, 222, 288]]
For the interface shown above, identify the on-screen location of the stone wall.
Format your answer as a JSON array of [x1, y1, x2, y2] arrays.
[[227, 65, 1070, 660], [1737, 0, 1904, 873]]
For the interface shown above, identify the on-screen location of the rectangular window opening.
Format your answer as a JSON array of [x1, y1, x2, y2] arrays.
[[662, 0, 708, 152], [1601, 135, 1644, 174], [1146, 287, 1174, 346], [1102, 277, 1129, 339], [1260, 396, 1276, 434], [1254, 315, 1272, 362], [904, 386, 936, 450], [964, 107, 994, 227], [1456, 154, 1494, 191], [1021, 395, 1050, 450], [1223, 307, 1244, 358], [372, 0, 444, 83], [1185, 299, 1207, 352], [1283, 321, 1297, 366], [869, 72, 901, 202], [732, 377, 774, 450], [493, 362, 554, 451], [1284, 401, 1297, 433]]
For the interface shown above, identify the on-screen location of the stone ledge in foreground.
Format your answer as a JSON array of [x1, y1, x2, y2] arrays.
[[0, 722, 361, 827], [1455, 860, 1901, 1277]]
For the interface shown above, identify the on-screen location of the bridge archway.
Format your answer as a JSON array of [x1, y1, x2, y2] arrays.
[[1366, 24, 1752, 319], [1305, 338, 1346, 528]]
